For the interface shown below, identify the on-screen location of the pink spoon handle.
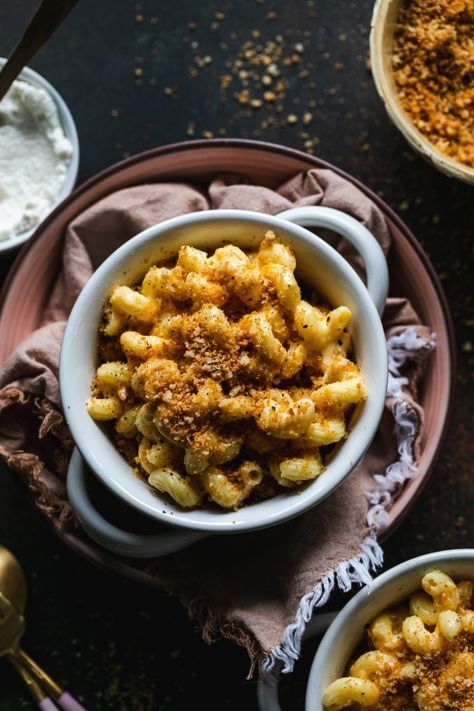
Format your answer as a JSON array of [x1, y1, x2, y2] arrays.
[[39, 700, 59, 711], [57, 692, 88, 711]]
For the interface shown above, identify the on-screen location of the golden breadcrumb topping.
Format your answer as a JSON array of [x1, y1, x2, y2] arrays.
[[393, 0, 474, 167]]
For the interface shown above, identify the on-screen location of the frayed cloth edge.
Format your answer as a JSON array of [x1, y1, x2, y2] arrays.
[[262, 327, 436, 677], [187, 599, 262, 679]]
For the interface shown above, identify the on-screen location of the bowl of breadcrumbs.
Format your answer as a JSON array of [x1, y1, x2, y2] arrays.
[[370, 0, 474, 184]]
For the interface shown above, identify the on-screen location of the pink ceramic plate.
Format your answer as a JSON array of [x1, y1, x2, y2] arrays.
[[0, 139, 455, 584]]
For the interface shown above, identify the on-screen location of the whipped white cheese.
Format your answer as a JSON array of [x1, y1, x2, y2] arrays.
[[0, 79, 73, 242]]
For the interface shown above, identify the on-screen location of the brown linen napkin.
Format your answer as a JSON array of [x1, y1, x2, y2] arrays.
[[0, 169, 434, 675]]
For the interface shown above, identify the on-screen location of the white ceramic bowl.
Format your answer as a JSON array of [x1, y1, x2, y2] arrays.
[[306, 549, 474, 711], [0, 58, 80, 253], [60, 206, 388, 535]]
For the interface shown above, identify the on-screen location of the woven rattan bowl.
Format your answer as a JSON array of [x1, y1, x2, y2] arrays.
[[370, 0, 474, 185]]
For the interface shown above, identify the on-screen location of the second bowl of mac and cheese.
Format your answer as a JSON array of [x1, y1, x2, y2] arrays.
[[308, 549, 474, 711], [60, 206, 388, 533]]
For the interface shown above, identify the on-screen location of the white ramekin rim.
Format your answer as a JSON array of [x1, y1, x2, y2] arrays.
[[60, 208, 388, 533], [306, 548, 474, 710]]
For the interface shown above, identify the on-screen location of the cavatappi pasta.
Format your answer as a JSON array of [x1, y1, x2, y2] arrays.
[[323, 569, 474, 711], [87, 232, 366, 510]]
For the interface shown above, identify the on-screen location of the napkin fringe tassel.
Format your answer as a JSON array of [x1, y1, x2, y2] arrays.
[[262, 327, 435, 678]]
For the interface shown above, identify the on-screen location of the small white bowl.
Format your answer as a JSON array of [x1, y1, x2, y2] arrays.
[[370, 0, 474, 185], [306, 549, 474, 711], [60, 206, 388, 536], [0, 58, 80, 253]]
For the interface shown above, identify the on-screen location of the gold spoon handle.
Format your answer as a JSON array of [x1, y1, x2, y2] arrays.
[[14, 648, 87, 711], [0, 0, 80, 102], [15, 647, 63, 698], [8, 652, 60, 709]]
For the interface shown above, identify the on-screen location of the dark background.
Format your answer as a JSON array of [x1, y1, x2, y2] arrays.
[[0, 1, 473, 709]]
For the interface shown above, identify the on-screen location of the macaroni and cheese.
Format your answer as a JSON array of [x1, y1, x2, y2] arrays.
[[323, 569, 474, 710], [87, 232, 366, 510]]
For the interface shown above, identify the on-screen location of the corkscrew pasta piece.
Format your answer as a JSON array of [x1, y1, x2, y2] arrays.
[[140, 265, 172, 298], [120, 331, 170, 359], [310, 378, 367, 409], [257, 233, 296, 269], [148, 468, 203, 509], [295, 300, 352, 352], [244, 312, 288, 364], [292, 415, 347, 448], [369, 607, 407, 652], [200, 461, 263, 509], [421, 569, 460, 611], [256, 392, 315, 439], [110, 285, 156, 322], [409, 592, 439, 626], [86, 395, 122, 421], [269, 451, 324, 487], [137, 437, 179, 475], [260, 262, 301, 310], [437, 610, 462, 641], [323, 570, 474, 710], [135, 403, 162, 443], [349, 650, 399, 679], [176, 244, 208, 273], [95, 361, 133, 387], [322, 677, 379, 710], [115, 405, 141, 438], [88, 232, 367, 510], [402, 615, 445, 654]]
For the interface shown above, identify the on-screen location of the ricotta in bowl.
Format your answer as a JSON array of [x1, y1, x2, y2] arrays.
[[0, 79, 73, 243]]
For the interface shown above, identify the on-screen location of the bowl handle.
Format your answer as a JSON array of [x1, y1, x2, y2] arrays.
[[277, 206, 389, 315], [67, 448, 208, 559]]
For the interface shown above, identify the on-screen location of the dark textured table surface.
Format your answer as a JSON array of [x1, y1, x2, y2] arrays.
[[0, 1, 473, 709]]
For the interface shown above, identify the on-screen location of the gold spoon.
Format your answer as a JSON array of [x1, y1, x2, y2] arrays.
[[0, 0, 80, 102], [0, 546, 86, 710]]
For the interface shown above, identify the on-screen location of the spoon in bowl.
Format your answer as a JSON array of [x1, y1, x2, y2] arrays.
[[0, 546, 86, 710], [0, 0, 80, 102]]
